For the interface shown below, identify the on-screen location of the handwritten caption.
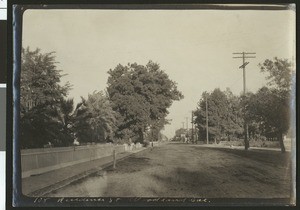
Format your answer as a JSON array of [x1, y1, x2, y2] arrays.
[[33, 197, 211, 204]]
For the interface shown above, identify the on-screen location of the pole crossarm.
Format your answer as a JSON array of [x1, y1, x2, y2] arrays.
[[233, 52, 256, 54], [239, 62, 249, 69], [233, 56, 256, 58]]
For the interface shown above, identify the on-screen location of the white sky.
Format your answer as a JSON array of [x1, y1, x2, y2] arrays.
[[22, 8, 295, 138]]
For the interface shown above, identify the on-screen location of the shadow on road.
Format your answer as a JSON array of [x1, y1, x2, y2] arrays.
[[106, 155, 152, 174], [151, 167, 215, 197]]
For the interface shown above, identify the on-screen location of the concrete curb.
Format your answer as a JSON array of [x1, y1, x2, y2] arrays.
[[28, 147, 148, 197]]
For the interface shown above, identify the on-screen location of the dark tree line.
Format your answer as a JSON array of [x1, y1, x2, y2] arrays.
[[20, 48, 73, 148], [193, 58, 294, 153], [244, 58, 293, 152], [20, 48, 183, 148], [194, 88, 243, 143]]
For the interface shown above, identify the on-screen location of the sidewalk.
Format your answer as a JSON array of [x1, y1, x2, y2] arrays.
[[22, 147, 147, 197]]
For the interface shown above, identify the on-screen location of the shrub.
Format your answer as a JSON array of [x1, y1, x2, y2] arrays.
[[250, 139, 280, 148], [219, 140, 244, 147], [143, 140, 150, 147]]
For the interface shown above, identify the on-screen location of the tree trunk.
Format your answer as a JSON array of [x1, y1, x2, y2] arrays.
[[244, 123, 249, 150], [138, 128, 144, 143], [278, 132, 286, 153]]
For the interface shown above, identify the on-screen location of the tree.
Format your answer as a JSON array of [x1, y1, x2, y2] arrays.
[[73, 91, 117, 143], [195, 89, 225, 143], [245, 87, 290, 152], [240, 92, 263, 140], [147, 118, 170, 143], [223, 88, 244, 140], [174, 128, 187, 142], [259, 57, 293, 92], [53, 98, 75, 146], [246, 57, 294, 152], [20, 47, 71, 112], [20, 47, 72, 148], [107, 61, 183, 143], [194, 88, 243, 144]]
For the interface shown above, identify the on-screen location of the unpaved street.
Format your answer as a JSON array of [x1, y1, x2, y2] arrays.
[[48, 143, 292, 198]]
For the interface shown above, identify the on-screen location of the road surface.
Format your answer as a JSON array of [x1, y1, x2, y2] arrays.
[[48, 142, 292, 198]]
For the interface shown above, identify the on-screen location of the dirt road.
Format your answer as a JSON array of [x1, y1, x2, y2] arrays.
[[48, 142, 292, 198]]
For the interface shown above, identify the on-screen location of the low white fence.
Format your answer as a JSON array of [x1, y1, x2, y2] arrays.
[[21, 143, 142, 178], [21, 141, 163, 178], [124, 142, 143, 151]]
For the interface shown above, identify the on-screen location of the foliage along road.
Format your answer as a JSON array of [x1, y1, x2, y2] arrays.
[[48, 142, 292, 199]]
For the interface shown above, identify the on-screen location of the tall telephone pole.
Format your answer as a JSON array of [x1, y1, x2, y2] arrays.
[[186, 117, 188, 130], [205, 95, 209, 145], [191, 111, 194, 143], [233, 52, 256, 150], [186, 117, 189, 140]]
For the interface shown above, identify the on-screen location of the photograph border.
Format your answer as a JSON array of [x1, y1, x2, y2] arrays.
[[6, 0, 298, 208]]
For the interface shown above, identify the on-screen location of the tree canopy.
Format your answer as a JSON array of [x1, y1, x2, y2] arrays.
[[246, 57, 294, 152], [194, 88, 243, 143], [20, 47, 72, 148], [73, 91, 117, 143], [259, 57, 293, 92], [20, 47, 71, 111], [107, 61, 183, 143]]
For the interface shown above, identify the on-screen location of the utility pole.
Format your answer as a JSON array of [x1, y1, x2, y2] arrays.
[[186, 117, 189, 141], [186, 117, 188, 130], [182, 122, 185, 129], [205, 94, 209, 144], [191, 111, 194, 143], [233, 52, 256, 150]]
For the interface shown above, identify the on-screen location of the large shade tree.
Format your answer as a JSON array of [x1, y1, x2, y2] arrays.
[[245, 58, 293, 153], [20, 47, 72, 148], [107, 61, 183, 143]]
